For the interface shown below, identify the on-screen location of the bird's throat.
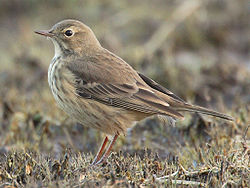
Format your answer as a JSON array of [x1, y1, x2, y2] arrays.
[[51, 38, 64, 58]]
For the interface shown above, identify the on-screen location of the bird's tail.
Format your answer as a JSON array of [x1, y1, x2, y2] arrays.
[[174, 103, 234, 121]]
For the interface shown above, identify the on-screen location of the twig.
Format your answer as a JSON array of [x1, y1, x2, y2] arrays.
[[2, 169, 20, 187], [144, 0, 202, 58], [153, 167, 179, 180], [156, 179, 206, 187], [25, 152, 39, 166], [180, 162, 219, 176], [145, 166, 206, 186]]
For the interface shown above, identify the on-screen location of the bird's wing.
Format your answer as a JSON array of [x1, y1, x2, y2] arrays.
[[137, 72, 186, 103], [74, 81, 182, 118], [137, 72, 234, 121], [64, 50, 183, 119]]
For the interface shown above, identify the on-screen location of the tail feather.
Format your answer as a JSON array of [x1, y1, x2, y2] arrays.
[[174, 104, 234, 121]]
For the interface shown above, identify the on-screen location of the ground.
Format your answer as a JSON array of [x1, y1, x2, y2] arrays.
[[0, 0, 249, 187]]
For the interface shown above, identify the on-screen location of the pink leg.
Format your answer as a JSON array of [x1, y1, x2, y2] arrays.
[[95, 134, 119, 165], [91, 136, 109, 165]]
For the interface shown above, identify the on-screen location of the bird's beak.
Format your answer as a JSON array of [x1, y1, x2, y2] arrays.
[[34, 30, 54, 37]]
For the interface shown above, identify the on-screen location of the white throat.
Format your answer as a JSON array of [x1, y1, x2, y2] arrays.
[[51, 38, 62, 58]]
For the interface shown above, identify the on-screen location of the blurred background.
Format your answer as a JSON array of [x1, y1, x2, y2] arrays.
[[0, 0, 249, 186]]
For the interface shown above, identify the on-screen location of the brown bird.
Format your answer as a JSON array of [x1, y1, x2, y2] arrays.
[[35, 19, 233, 165]]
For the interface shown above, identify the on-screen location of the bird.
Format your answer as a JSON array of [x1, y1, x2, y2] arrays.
[[34, 19, 233, 165]]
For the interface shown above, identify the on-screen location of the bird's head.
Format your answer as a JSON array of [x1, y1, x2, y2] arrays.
[[35, 19, 101, 56]]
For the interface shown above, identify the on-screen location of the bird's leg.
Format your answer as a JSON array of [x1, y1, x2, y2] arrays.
[[91, 136, 109, 166], [95, 134, 119, 165]]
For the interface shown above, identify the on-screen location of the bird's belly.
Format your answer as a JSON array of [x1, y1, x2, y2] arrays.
[[50, 84, 135, 135], [49, 86, 93, 126], [60, 95, 136, 135]]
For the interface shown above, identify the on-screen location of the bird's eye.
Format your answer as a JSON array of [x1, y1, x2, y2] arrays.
[[64, 29, 73, 37]]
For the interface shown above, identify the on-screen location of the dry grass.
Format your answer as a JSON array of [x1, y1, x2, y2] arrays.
[[0, 0, 249, 187]]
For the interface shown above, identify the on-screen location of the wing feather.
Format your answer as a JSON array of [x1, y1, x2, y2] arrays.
[[65, 49, 184, 119], [137, 72, 185, 103]]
